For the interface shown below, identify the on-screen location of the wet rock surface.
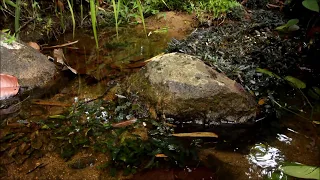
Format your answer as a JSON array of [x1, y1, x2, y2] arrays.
[[0, 32, 58, 119], [0, 32, 56, 90], [123, 53, 257, 125]]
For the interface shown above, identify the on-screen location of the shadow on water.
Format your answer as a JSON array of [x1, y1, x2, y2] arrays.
[[1, 26, 319, 180]]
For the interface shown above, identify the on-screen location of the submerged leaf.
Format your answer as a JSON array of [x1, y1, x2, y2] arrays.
[[49, 115, 66, 119], [172, 132, 218, 138], [279, 163, 320, 179], [313, 87, 320, 95], [256, 68, 280, 79], [284, 76, 306, 89], [286, 19, 299, 27], [112, 118, 138, 128], [53, 48, 65, 65]]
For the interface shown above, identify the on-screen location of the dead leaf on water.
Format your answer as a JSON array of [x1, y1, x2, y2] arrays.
[[258, 97, 267, 105], [172, 132, 218, 138], [155, 154, 168, 158], [0, 74, 20, 100], [112, 118, 138, 128], [27, 42, 40, 51], [31, 99, 72, 106], [53, 48, 65, 65], [164, 122, 177, 127]]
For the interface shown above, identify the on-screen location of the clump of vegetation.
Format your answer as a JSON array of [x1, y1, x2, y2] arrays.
[[39, 94, 200, 175], [1, 0, 242, 43], [166, 9, 320, 121]]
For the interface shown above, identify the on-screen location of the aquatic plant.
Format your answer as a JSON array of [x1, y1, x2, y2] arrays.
[[41, 95, 200, 175]]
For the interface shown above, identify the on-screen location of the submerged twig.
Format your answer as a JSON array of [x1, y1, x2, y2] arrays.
[[26, 163, 48, 174], [42, 40, 79, 49], [269, 96, 310, 121], [31, 100, 72, 107]]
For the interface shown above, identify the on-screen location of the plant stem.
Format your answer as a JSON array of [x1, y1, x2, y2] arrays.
[[136, 0, 146, 36], [270, 98, 310, 121], [112, 0, 121, 39], [14, 0, 20, 38], [89, 0, 99, 48], [66, 0, 76, 38]]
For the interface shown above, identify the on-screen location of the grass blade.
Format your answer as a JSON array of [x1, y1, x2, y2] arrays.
[[66, 0, 76, 38], [14, 0, 21, 38], [136, 0, 146, 36], [89, 0, 99, 48], [112, 0, 121, 38]]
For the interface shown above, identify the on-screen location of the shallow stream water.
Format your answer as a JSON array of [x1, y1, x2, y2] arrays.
[[0, 26, 319, 180]]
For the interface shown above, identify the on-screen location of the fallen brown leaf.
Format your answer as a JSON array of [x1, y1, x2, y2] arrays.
[[172, 132, 218, 138], [112, 118, 138, 128], [0, 74, 20, 100], [155, 154, 168, 158], [27, 42, 40, 51]]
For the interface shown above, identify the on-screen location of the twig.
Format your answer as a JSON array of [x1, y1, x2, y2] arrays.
[[270, 97, 310, 121], [26, 163, 48, 174], [31, 100, 72, 107], [16, 16, 37, 33], [266, 3, 281, 8], [42, 40, 79, 49], [83, 81, 117, 104]]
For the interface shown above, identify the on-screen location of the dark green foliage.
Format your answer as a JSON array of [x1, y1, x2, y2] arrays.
[[41, 94, 199, 175], [166, 9, 320, 119]]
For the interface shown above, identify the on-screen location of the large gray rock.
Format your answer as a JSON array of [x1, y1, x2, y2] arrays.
[[123, 53, 257, 125], [0, 32, 56, 90]]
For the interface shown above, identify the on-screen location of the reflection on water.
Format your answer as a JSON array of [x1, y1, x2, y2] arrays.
[[276, 134, 292, 145], [248, 143, 284, 169], [246, 143, 284, 179]]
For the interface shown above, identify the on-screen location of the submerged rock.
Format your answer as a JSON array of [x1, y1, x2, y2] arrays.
[[123, 53, 257, 125]]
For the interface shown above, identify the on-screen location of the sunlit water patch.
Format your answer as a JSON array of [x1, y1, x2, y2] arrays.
[[247, 143, 285, 179]]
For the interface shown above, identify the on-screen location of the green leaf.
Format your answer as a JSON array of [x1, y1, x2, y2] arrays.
[[41, 124, 50, 129], [288, 24, 300, 32], [308, 87, 320, 100], [276, 19, 299, 32], [313, 87, 320, 95], [256, 68, 281, 79], [286, 19, 299, 27], [276, 24, 288, 31], [284, 76, 306, 89], [279, 164, 320, 179], [302, 0, 320, 12], [49, 115, 66, 119], [308, 90, 319, 100]]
